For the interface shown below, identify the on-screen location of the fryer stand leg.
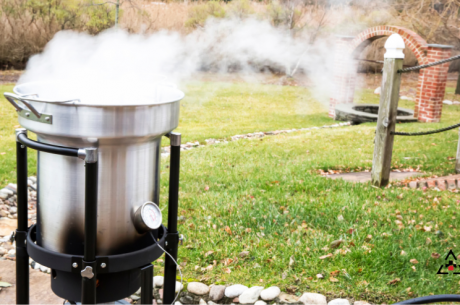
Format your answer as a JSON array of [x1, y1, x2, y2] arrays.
[[81, 150, 98, 304], [16, 129, 29, 304], [141, 264, 153, 304], [163, 133, 181, 305]]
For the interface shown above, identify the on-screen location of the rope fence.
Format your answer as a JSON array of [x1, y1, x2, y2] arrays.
[[392, 122, 460, 136], [391, 52, 460, 136], [399, 53, 460, 73]]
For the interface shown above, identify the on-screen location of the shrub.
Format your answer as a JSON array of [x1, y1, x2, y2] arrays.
[[185, 1, 226, 29], [0, 0, 117, 67]]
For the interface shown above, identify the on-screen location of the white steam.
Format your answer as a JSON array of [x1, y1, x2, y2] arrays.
[[19, 17, 335, 105]]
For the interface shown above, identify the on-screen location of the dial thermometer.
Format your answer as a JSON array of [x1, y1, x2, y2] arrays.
[[134, 201, 162, 233]]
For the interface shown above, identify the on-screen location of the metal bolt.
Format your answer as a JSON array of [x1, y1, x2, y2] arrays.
[[165, 241, 168, 246], [24, 240, 27, 245], [25, 112, 30, 117], [45, 117, 50, 121], [72, 262, 78, 268], [383, 118, 389, 128], [21, 145, 24, 149], [101, 263, 106, 268]]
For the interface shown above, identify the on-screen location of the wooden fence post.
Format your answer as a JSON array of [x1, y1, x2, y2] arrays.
[[456, 128, 460, 173], [371, 34, 405, 187]]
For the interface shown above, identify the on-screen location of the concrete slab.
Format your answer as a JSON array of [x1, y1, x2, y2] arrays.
[[325, 171, 423, 183], [0, 260, 63, 304]]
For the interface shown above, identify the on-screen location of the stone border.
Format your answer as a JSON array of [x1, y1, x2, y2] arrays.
[[126, 276, 371, 305], [161, 122, 352, 157], [407, 174, 460, 191]]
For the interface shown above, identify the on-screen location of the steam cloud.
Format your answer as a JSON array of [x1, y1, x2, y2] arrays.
[[18, 17, 336, 104]]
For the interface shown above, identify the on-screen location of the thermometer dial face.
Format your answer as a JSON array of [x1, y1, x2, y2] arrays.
[[141, 202, 162, 230]]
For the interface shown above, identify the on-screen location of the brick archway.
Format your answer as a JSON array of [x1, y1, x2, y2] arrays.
[[329, 26, 453, 123]]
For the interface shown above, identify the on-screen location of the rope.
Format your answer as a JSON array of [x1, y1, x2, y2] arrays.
[[392, 122, 460, 136], [399, 54, 460, 73]]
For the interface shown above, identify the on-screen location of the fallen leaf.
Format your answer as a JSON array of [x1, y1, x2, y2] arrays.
[[223, 268, 231, 274], [289, 255, 295, 266], [347, 228, 354, 234], [0, 282, 12, 287], [224, 226, 232, 235], [245, 228, 251, 233], [0, 153, 5, 155], [205, 251, 214, 257], [330, 270, 340, 276], [239, 251, 250, 258], [316, 274, 324, 279], [401, 250, 407, 256], [410, 259, 419, 264], [330, 240, 343, 249], [411, 266, 416, 272], [329, 277, 339, 282], [337, 215, 344, 221], [423, 226, 432, 232], [387, 278, 401, 285], [223, 258, 233, 265], [204, 186, 209, 191], [206, 265, 213, 271], [365, 234, 373, 242], [319, 253, 333, 260], [431, 253, 441, 259], [426, 238, 432, 245]]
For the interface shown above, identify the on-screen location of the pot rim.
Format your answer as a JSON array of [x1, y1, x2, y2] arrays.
[[13, 81, 184, 107]]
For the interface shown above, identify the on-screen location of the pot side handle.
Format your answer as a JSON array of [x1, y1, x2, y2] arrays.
[[4, 92, 44, 118]]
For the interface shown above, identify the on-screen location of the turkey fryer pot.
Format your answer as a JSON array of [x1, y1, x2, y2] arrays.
[[4, 81, 184, 304]]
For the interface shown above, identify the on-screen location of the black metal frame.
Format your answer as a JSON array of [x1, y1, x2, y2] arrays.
[[15, 129, 181, 304]]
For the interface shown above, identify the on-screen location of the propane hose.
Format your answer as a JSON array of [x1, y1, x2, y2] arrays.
[[151, 232, 183, 305], [393, 294, 460, 304]]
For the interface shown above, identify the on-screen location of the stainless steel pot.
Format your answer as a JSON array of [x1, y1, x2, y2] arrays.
[[6, 82, 184, 256]]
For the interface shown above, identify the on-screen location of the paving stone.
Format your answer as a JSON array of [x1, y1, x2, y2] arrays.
[[0, 218, 16, 237], [427, 180, 436, 188], [438, 179, 447, 191], [239, 286, 264, 304], [353, 301, 371, 305], [187, 282, 210, 295], [447, 179, 457, 189], [325, 171, 422, 183], [209, 285, 226, 301], [328, 299, 350, 305], [299, 293, 327, 305], [409, 181, 418, 189]]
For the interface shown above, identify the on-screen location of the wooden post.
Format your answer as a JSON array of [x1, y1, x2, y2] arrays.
[[371, 34, 405, 187], [456, 128, 460, 173]]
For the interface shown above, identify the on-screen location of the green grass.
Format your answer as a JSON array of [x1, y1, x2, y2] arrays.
[[1, 81, 460, 303], [176, 81, 331, 143]]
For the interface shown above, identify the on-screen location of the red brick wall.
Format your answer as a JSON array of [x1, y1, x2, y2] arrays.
[[415, 45, 452, 122], [330, 26, 452, 122]]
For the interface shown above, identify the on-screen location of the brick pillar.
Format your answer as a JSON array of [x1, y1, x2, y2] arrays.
[[415, 44, 453, 122], [329, 36, 356, 118]]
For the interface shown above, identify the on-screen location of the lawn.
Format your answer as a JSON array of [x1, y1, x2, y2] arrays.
[[1, 80, 460, 303]]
